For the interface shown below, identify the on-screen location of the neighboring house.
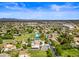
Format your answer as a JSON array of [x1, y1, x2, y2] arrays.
[[74, 37, 79, 46], [0, 53, 10, 57], [41, 44, 50, 51], [19, 51, 29, 57], [22, 41, 28, 45], [3, 43, 16, 52], [13, 33, 21, 36], [63, 24, 75, 30]]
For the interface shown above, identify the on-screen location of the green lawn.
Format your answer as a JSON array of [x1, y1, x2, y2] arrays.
[[61, 49, 79, 57], [28, 50, 47, 57], [3, 39, 15, 44], [14, 33, 35, 41], [56, 45, 79, 57]]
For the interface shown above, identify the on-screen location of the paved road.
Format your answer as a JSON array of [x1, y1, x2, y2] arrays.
[[49, 43, 60, 57]]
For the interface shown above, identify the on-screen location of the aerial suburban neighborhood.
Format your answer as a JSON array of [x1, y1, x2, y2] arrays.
[[0, 19, 79, 57], [0, 2, 79, 57]]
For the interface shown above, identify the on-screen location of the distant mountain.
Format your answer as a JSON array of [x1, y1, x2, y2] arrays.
[[0, 18, 79, 22], [0, 18, 20, 21]]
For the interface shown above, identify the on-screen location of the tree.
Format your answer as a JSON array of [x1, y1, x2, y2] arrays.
[[45, 40, 49, 44], [27, 38, 31, 42], [57, 32, 74, 45], [2, 33, 13, 39], [46, 49, 53, 57], [50, 39, 59, 47], [27, 38, 31, 47], [16, 42, 21, 48], [61, 43, 72, 50], [0, 37, 3, 44], [40, 33, 46, 40], [22, 44, 27, 49], [27, 26, 33, 33]]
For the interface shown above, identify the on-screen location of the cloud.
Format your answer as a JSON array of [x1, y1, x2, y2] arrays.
[[0, 2, 26, 10], [51, 4, 61, 11], [0, 10, 79, 20], [0, 2, 79, 20], [1, 2, 79, 12], [50, 3, 79, 12]]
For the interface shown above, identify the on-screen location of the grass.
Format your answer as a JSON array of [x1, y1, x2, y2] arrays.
[[2, 32, 35, 43], [14, 32, 35, 41], [55, 45, 79, 57], [28, 50, 47, 57], [3, 39, 15, 44], [8, 50, 19, 57], [61, 49, 79, 57]]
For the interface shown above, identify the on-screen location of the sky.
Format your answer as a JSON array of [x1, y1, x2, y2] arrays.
[[0, 2, 79, 20]]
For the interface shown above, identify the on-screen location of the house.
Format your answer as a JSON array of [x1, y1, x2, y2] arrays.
[[19, 51, 29, 57], [22, 41, 28, 45], [31, 32, 41, 49], [31, 40, 40, 49], [3, 43, 16, 52], [0, 53, 10, 57], [41, 44, 50, 51], [74, 37, 79, 46], [63, 24, 75, 30]]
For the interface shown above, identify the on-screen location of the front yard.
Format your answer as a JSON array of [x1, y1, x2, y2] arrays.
[[28, 50, 47, 57]]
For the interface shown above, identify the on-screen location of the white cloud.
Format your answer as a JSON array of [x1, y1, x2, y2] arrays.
[[0, 2, 79, 20], [0, 10, 79, 20], [51, 4, 61, 11], [51, 3, 79, 12]]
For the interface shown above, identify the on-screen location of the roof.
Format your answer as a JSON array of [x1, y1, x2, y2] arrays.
[[4, 44, 16, 49], [0, 53, 10, 57], [35, 32, 40, 38]]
